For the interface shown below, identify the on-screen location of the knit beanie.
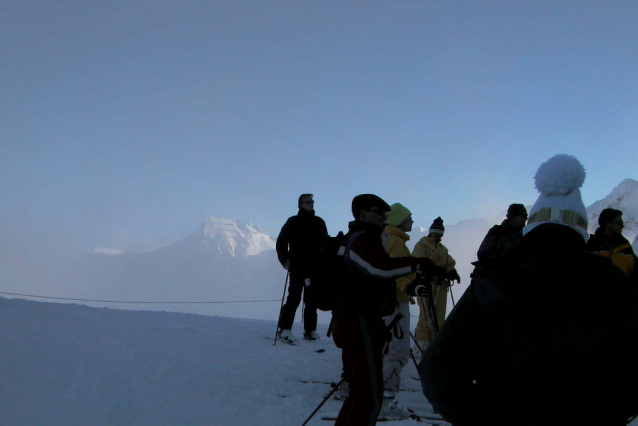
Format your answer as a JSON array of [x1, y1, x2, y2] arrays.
[[386, 203, 412, 227], [507, 203, 528, 220], [523, 154, 589, 241], [428, 217, 445, 235]]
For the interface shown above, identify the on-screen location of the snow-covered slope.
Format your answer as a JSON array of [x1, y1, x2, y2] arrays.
[[0, 297, 418, 426], [2, 296, 636, 426]]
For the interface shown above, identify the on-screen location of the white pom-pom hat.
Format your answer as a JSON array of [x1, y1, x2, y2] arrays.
[[523, 154, 589, 241]]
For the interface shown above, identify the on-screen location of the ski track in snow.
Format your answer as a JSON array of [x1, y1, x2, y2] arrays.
[[1, 296, 637, 426]]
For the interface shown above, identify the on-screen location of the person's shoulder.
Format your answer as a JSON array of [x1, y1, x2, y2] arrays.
[[585, 232, 600, 246], [384, 232, 406, 249], [284, 215, 299, 224], [416, 235, 430, 244], [616, 234, 632, 246], [579, 250, 618, 278], [488, 223, 507, 234], [313, 215, 327, 224]]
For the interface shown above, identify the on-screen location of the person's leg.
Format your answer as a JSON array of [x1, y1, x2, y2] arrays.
[[414, 296, 430, 342], [277, 272, 303, 331], [433, 284, 448, 331], [336, 314, 385, 426], [302, 286, 318, 334], [383, 302, 410, 393]]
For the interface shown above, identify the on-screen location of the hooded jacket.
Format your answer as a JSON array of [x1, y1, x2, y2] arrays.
[[384, 225, 416, 303], [419, 224, 638, 426], [413, 236, 456, 275]]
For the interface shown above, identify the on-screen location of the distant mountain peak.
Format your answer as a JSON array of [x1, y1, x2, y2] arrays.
[[168, 217, 275, 258]]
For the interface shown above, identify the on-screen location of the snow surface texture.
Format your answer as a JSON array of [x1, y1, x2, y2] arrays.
[[4, 295, 638, 425], [1, 297, 442, 426]]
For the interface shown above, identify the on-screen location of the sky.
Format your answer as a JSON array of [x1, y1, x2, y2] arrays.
[[2, 0, 638, 260]]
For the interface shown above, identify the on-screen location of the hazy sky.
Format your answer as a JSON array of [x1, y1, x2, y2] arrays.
[[2, 0, 637, 257]]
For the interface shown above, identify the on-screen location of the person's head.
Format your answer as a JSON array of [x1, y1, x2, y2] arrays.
[[523, 154, 589, 241], [386, 203, 414, 233], [598, 208, 624, 237], [428, 217, 445, 241], [298, 193, 314, 212], [351, 194, 391, 228], [506, 203, 528, 229]]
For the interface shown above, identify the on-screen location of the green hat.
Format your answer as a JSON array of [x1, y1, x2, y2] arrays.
[[386, 203, 412, 227]]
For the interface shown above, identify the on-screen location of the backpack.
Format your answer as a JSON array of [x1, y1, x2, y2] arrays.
[[303, 231, 360, 312]]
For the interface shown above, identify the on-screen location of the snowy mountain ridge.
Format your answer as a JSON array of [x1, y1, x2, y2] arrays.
[[196, 217, 276, 257], [151, 217, 275, 260], [587, 178, 638, 245], [66, 178, 637, 322]]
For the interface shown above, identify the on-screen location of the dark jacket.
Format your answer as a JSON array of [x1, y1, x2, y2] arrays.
[[276, 209, 328, 272], [339, 221, 421, 317], [476, 220, 523, 261], [420, 224, 638, 426], [586, 230, 637, 278]]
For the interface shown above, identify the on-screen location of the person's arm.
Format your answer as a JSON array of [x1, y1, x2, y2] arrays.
[[318, 217, 329, 237], [385, 235, 417, 297], [345, 233, 420, 280], [276, 218, 293, 268], [477, 226, 500, 261]]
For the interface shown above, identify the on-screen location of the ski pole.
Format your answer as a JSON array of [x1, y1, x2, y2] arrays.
[[417, 295, 437, 346], [409, 332, 425, 368], [273, 271, 290, 346], [429, 281, 441, 333], [450, 286, 456, 307], [301, 378, 345, 426], [409, 346, 420, 370]]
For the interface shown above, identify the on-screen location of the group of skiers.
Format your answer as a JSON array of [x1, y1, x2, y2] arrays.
[[275, 154, 638, 426]]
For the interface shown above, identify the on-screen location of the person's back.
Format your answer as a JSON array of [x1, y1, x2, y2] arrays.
[[476, 204, 527, 262], [422, 224, 638, 425], [419, 155, 638, 426]]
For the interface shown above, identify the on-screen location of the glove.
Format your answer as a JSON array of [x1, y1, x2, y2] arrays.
[[282, 260, 290, 270], [419, 262, 447, 279], [414, 284, 429, 297], [406, 277, 431, 297], [447, 269, 461, 284]]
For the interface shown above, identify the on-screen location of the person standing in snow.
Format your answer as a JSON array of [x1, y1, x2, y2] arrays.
[[476, 203, 528, 261], [276, 194, 328, 343], [411, 217, 460, 356], [419, 154, 638, 426], [586, 208, 637, 281], [331, 194, 444, 426], [379, 203, 417, 419]]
